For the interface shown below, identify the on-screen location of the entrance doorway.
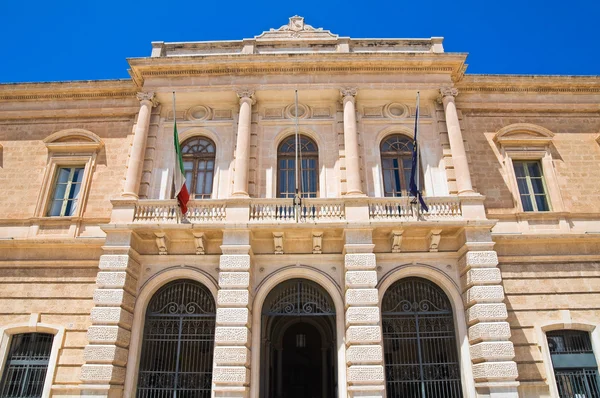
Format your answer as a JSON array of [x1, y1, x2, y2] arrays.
[[260, 279, 337, 398]]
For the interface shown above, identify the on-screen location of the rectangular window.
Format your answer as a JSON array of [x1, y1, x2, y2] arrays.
[[47, 166, 85, 216], [0, 333, 53, 398], [513, 161, 550, 211]]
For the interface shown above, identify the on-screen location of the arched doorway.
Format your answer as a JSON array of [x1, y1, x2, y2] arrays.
[[382, 277, 463, 398], [136, 279, 215, 398], [260, 278, 337, 398]]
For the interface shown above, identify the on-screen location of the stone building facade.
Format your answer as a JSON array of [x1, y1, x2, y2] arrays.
[[1, 16, 599, 398]]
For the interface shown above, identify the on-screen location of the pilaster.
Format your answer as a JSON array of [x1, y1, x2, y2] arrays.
[[213, 231, 253, 397], [344, 229, 385, 397], [459, 229, 519, 397]]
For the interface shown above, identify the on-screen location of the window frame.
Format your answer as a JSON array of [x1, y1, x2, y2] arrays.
[[512, 160, 552, 212], [180, 136, 217, 200], [0, 319, 65, 398], [276, 135, 319, 198], [379, 134, 420, 197]]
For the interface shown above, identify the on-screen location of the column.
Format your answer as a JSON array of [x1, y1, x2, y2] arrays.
[[343, 229, 385, 397], [460, 228, 519, 397], [341, 88, 364, 196], [440, 87, 474, 195], [122, 92, 157, 198], [212, 231, 252, 397], [80, 234, 140, 397], [232, 90, 255, 197]]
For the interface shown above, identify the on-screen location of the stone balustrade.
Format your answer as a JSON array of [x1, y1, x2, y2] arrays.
[[368, 196, 462, 220], [249, 198, 345, 222], [133, 199, 226, 223]]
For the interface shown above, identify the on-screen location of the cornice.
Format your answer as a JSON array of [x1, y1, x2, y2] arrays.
[[458, 74, 600, 94], [0, 79, 137, 102]]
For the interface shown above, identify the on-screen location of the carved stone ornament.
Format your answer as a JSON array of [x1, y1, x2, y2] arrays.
[[340, 87, 358, 98], [428, 229, 442, 252], [236, 89, 256, 104], [154, 232, 168, 255], [273, 232, 284, 254], [390, 230, 403, 253], [256, 16, 338, 40], [312, 232, 323, 254], [136, 92, 158, 106], [192, 231, 205, 255], [440, 87, 459, 98]]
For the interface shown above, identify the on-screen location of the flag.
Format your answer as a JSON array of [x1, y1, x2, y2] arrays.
[[409, 93, 429, 212], [173, 118, 190, 214]]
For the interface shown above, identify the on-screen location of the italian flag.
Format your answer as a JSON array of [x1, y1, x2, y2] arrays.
[[173, 120, 190, 214]]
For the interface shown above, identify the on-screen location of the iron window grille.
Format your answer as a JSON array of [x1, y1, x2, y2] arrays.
[[0, 333, 53, 398], [136, 279, 216, 398], [181, 137, 216, 199], [381, 277, 463, 398]]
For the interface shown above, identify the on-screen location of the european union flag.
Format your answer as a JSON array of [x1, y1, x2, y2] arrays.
[[409, 93, 429, 212]]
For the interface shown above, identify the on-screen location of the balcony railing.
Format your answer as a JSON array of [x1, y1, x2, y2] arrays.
[[249, 198, 345, 222], [133, 200, 226, 223], [368, 196, 462, 220]]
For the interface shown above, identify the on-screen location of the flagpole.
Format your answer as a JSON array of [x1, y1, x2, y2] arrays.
[[294, 89, 300, 222], [415, 91, 420, 219]]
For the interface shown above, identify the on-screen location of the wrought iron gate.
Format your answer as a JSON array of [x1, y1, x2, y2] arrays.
[[382, 277, 462, 398], [137, 279, 215, 398], [262, 279, 335, 316]]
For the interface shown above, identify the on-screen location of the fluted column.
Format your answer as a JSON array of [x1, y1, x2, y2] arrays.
[[122, 92, 157, 198], [440, 87, 474, 195], [232, 90, 255, 197], [341, 88, 364, 196]]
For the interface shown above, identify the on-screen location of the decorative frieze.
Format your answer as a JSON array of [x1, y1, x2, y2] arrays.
[[344, 253, 376, 270], [471, 361, 519, 381], [216, 308, 249, 325], [470, 342, 515, 363], [219, 255, 251, 271], [346, 345, 383, 364], [346, 307, 380, 325], [345, 289, 379, 306], [347, 365, 385, 384], [346, 326, 382, 344], [218, 272, 250, 288], [468, 322, 511, 343], [213, 346, 250, 366], [217, 290, 250, 307], [345, 271, 378, 288]]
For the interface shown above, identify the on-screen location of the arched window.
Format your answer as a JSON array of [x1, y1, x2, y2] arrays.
[[181, 137, 216, 199], [382, 277, 462, 398], [137, 279, 215, 398], [380, 135, 414, 197], [277, 135, 318, 198]]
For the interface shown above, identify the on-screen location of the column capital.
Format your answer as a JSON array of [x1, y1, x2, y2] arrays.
[[340, 87, 358, 100], [236, 88, 256, 104], [136, 92, 158, 107], [440, 86, 459, 100]]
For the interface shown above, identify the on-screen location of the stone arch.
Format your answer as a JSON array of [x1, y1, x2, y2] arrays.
[[250, 265, 347, 398], [43, 128, 103, 145], [123, 266, 218, 397], [494, 123, 555, 145], [375, 125, 415, 148], [378, 265, 476, 398]]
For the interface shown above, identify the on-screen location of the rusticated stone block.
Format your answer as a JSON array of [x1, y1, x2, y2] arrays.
[[468, 322, 511, 343], [87, 326, 131, 346], [347, 365, 385, 384], [216, 308, 249, 326], [213, 346, 250, 366], [464, 285, 505, 305], [346, 307, 380, 325], [459, 251, 499, 271], [217, 290, 249, 307], [219, 255, 251, 271], [90, 307, 133, 328], [461, 268, 502, 287], [83, 345, 129, 366], [345, 253, 377, 270], [465, 304, 508, 325], [470, 341, 515, 363], [214, 327, 250, 345], [471, 361, 518, 382], [93, 289, 135, 312], [346, 345, 383, 364], [212, 366, 249, 384], [96, 271, 137, 293], [99, 255, 139, 273], [345, 271, 378, 288], [80, 364, 126, 384], [218, 272, 250, 288], [346, 289, 379, 306], [346, 326, 382, 344]]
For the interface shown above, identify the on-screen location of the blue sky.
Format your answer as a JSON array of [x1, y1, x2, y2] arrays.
[[0, 0, 598, 83]]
